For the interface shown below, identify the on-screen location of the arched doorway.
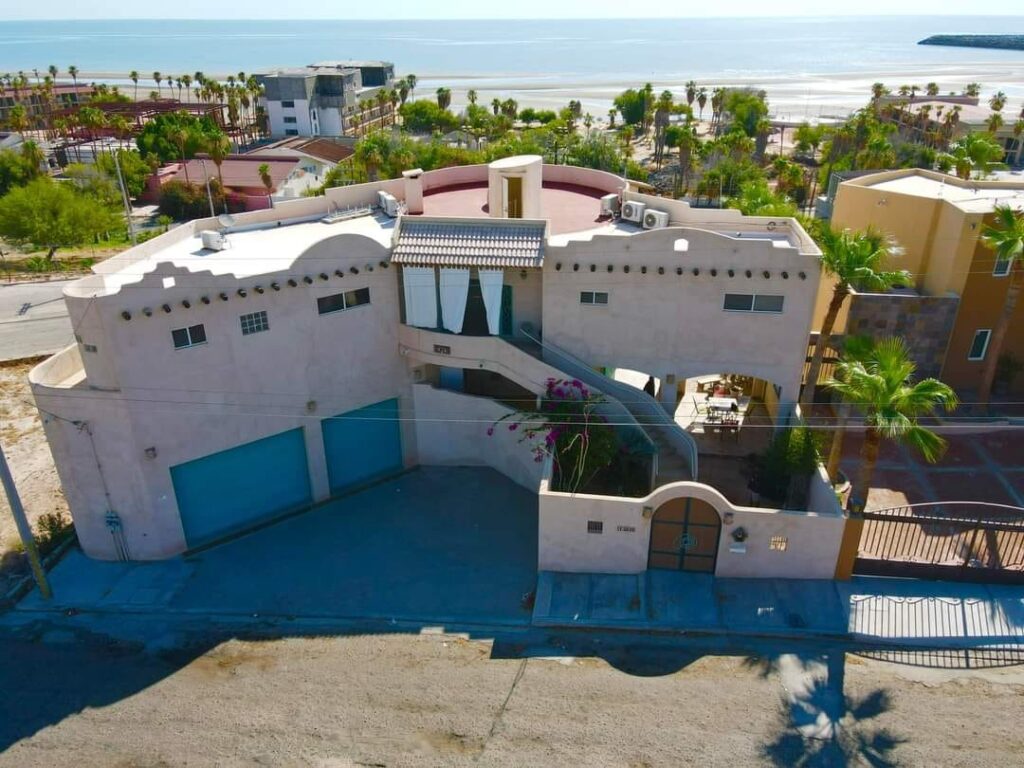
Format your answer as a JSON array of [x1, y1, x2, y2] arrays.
[[648, 497, 722, 573]]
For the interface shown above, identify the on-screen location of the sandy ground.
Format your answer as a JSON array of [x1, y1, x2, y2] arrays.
[[0, 360, 67, 555], [80, 61, 1024, 121], [1, 631, 1023, 766]]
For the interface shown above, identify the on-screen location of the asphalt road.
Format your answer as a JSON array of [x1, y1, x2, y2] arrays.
[[0, 280, 75, 362], [0, 626, 1022, 767]]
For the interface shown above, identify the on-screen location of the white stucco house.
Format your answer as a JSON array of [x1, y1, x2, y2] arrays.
[[30, 156, 845, 579]]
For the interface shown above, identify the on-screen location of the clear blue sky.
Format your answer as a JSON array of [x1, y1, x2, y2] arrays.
[[4, 0, 1024, 20]]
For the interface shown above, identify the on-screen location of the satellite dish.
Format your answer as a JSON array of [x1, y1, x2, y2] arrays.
[[218, 213, 236, 229]]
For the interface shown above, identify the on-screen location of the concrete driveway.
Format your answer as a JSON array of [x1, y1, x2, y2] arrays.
[[15, 467, 540, 626], [0, 280, 74, 361]]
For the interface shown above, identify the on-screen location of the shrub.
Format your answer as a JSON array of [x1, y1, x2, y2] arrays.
[[158, 179, 226, 221]]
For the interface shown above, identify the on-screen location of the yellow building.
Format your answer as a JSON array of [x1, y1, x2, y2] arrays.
[[816, 169, 1024, 396]]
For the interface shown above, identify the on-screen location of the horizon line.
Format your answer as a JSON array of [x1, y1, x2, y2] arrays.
[[4, 13, 1024, 21]]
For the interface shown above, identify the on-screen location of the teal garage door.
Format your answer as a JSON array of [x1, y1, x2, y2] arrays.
[[322, 398, 403, 495], [171, 427, 312, 548]]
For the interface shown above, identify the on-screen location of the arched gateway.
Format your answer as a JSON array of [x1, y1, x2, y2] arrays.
[[648, 497, 722, 573]]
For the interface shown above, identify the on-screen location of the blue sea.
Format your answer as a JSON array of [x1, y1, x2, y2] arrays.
[[1, 17, 1022, 115]]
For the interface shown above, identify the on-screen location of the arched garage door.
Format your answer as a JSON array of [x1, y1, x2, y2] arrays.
[[171, 427, 313, 549], [321, 398, 403, 495]]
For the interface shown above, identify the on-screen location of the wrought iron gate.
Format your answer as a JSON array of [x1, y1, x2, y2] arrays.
[[855, 502, 1024, 584]]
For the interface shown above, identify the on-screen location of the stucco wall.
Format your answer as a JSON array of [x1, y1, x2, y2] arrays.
[[33, 232, 414, 560], [411, 384, 544, 491], [539, 472, 845, 579], [542, 226, 820, 419]]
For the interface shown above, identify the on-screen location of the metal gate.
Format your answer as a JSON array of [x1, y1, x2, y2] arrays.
[[855, 502, 1024, 584]]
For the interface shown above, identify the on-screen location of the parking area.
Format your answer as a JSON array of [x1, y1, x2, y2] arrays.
[[17, 467, 540, 625], [838, 427, 1024, 511]]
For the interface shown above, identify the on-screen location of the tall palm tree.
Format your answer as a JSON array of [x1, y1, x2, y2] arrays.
[[129, 70, 139, 101], [977, 205, 1024, 409], [258, 162, 274, 207], [152, 71, 162, 96], [986, 112, 1005, 134], [989, 91, 1008, 112], [801, 229, 910, 410], [965, 82, 982, 98], [685, 80, 697, 107], [67, 65, 79, 99], [405, 74, 417, 98], [607, 108, 616, 128], [172, 127, 191, 183], [491, 98, 501, 116], [436, 87, 451, 111], [696, 87, 708, 121], [466, 88, 477, 106], [827, 338, 957, 512], [824, 335, 875, 481]]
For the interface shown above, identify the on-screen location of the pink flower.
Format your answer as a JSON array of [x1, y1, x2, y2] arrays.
[[486, 427, 494, 436], [509, 423, 519, 431]]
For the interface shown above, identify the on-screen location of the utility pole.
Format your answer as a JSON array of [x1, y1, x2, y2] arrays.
[[198, 156, 216, 218], [111, 148, 137, 246], [0, 442, 51, 600]]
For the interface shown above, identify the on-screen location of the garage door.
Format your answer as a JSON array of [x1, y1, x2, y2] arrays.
[[171, 427, 312, 548], [322, 398, 403, 495]]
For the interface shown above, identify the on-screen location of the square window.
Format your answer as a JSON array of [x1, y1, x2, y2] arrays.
[[281, 99, 295, 108], [587, 520, 603, 534], [172, 323, 206, 349], [993, 256, 1013, 277], [593, 291, 609, 305], [240, 310, 269, 336], [723, 293, 754, 311], [769, 536, 788, 552], [285, 129, 299, 136], [283, 116, 297, 124], [752, 294, 784, 313], [968, 329, 991, 361]]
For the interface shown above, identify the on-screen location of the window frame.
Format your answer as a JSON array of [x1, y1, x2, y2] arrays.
[[723, 292, 785, 314], [239, 310, 270, 336], [317, 287, 371, 316], [967, 329, 992, 361], [993, 255, 1014, 277], [171, 323, 207, 350], [580, 291, 609, 306], [282, 116, 298, 125], [280, 99, 295, 109]]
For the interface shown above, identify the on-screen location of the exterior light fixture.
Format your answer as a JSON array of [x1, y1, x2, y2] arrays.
[[237, 288, 247, 297], [319, 273, 329, 281], [732, 527, 748, 542], [142, 307, 153, 316], [692, 267, 700, 276], [201, 296, 211, 304], [288, 279, 298, 287], [254, 285, 264, 294], [219, 292, 229, 301]]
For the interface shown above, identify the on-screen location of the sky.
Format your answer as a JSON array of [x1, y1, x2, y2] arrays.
[[2, 0, 1023, 20]]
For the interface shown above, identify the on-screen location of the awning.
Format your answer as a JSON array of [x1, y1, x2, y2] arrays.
[[392, 217, 546, 268]]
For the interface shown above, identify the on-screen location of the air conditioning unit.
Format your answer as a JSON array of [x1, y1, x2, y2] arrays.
[[378, 191, 400, 217], [599, 193, 621, 217], [200, 230, 227, 251], [621, 200, 646, 223], [643, 209, 670, 230]]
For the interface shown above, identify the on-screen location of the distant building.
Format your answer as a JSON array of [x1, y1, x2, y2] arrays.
[[245, 136, 356, 184], [141, 155, 314, 209], [257, 61, 396, 139], [0, 82, 94, 128]]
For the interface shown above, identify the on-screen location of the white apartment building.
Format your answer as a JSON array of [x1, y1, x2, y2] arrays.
[[31, 157, 845, 579]]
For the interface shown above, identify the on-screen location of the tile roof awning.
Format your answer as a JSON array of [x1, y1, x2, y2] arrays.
[[392, 218, 546, 267]]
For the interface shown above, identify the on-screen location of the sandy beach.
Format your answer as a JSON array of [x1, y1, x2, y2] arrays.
[[80, 61, 1024, 122]]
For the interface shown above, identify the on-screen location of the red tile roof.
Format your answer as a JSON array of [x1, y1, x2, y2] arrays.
[[169, 156, 299, 191]]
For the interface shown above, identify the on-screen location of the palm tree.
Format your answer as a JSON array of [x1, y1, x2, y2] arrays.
[[986, 112, 1005, 134], [467, 88, 477, 106], [989, 91, 1008, 112], [152, 71, 162, 97], [696, 87, 708, 121], [940, 132, 1006, 180], [965, 82, 982, 98], [67, 65, 79, 98], [607, 108, 616, 128], [397, 79, 410, 106], [435, 87, 451, 111], [405, 74, 417, 98], [172, 127, 191, 183], [870, 82, 888, 102], [801, 229, 911, 410], [824, 335, 876, 481], [976, 205, 1024, 409], [257, 162, 274, 207], [128, 70, 139, 101], [926, 82, 939, 97], [827, 338, 957, 511]]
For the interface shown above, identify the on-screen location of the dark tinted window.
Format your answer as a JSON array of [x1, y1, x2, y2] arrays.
[[723, 293, 754, 311]]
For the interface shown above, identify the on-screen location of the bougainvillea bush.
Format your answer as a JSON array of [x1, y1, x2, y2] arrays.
[[490, 377, 620, 494]]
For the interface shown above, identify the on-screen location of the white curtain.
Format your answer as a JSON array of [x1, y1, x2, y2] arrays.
[[402, 267, 438, 329], [478, 269, 505, 336], [439, 268, 471, 334]]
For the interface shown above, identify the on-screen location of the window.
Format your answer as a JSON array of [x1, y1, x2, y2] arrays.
[[317, 287, 371, 315], [240, 310, 269, 336], [281, 99, 295, 108], [723, 293, 784, 313], [993, 255, 1014, 277], [285, 129, 299, 136], [83, 344, 98, 354], [172, 324, 207, 350], [580, 291, 609, 305], [587, 520, 604, 534], [283, 116, 297, 124], [968, 329, 992, 361]]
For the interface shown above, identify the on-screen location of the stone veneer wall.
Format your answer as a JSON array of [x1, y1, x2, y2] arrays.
[[845, 291, 959, 379]]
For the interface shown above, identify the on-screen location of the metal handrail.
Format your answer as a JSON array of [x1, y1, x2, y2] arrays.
[[518, 325, 699, 479]]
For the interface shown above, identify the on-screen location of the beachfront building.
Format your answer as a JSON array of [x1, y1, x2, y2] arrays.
[[815, 168, 1024, 398], [257, 61, 395, 139], [30, 156, 847, 580]]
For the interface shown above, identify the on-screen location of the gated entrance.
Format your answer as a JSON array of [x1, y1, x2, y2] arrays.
[[855, 502, 1024, 584], [648, 497, 721, 573]]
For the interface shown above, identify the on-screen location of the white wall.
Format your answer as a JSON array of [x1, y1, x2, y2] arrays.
[[267, 98, 313, 137], [539, 474, 845, 579], [412, 384, 544, 491]]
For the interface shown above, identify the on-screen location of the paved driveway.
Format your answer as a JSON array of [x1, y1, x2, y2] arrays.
[[16, 467, 539, 626], [839, 427, 1024, 510]]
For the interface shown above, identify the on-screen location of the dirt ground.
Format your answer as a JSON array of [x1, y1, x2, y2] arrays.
[[0, 360, 68, 576]]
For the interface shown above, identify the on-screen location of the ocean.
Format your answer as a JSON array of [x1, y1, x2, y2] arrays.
[[1, 16, 1022, 116]]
